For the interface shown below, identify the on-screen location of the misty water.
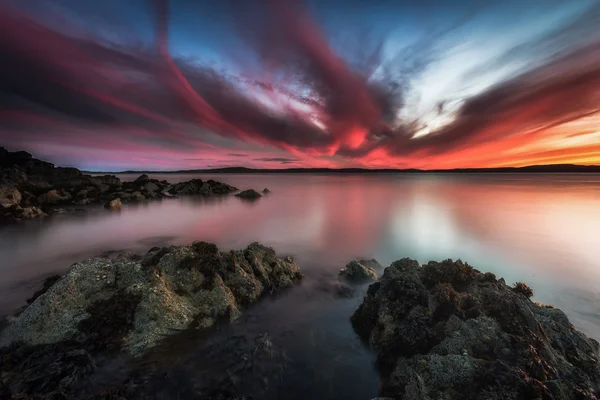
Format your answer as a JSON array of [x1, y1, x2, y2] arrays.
[[1, 173, 600, 398]]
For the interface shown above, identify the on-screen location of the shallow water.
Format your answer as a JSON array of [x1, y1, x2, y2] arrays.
[[1, 173, 600, 397]]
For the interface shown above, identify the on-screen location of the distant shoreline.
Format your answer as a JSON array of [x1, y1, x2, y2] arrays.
[[84, 164, 600, 175]]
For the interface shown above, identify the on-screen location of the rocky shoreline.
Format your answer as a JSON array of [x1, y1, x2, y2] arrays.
[[0, 235, 598, 399], [0, 147, 240, 223], [0, 241, 302, 399]]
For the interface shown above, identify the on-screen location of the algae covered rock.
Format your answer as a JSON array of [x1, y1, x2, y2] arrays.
[[351, 258, 600, 399], [0, 242, 302, 357]]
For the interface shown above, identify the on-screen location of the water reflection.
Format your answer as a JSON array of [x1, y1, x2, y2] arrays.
[[1, 173, 599, 339]]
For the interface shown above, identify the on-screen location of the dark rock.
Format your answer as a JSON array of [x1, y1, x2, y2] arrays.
[[140, 247, 170, 267], [351, 258, 600, 399], [133, 174, 150, 185], [143, 182, 159, 193], [235, 189, 262, 200], [262, 188, 270, 193], [339, 260, 378, 283]]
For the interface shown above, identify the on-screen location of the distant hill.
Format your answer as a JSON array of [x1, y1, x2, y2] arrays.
[[84, 164, 600, 174]]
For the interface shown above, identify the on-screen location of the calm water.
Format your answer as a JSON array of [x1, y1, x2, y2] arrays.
[[1, 173, 600, 398]]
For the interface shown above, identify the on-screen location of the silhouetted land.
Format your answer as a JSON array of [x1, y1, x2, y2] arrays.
[[88, 164, 600, 174]]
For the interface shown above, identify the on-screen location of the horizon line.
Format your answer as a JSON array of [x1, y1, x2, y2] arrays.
[[81, 163, 600, 174]]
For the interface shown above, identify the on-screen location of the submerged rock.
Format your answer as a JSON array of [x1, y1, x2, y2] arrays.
[[262, 188, 271, 194], [235, 189, 262, 200], [339, 260, 378, 283], [351, 258, 600, 399], [0, 242, 301, 357]]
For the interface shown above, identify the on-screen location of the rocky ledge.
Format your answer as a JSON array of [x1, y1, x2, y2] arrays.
[[0, 241, 301, 398], [0, 148, 237, 223], [352, 259, 600, 400]]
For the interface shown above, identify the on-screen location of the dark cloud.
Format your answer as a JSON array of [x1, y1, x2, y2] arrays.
[[227, 153, 248, 157]]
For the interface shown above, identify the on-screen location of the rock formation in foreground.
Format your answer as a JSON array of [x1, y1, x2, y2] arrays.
[[352, 258, 600, 400], [1, 242, 301, 355], [0, 241, 301, 399], [0, 148, 238, 223]]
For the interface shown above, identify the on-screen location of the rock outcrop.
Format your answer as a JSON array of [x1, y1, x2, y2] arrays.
[[168, 178, 237, 196], [339, 260, 379, 283], [235, 189, 262, 200], [351, 258, 600, 400], [0, 148, 238, 223], [1, 242, 301, 355], [0, 241, 301, 399]]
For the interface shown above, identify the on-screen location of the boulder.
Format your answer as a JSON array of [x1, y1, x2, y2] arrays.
[[351, 258, 600, 399], [0, 186, 21, 208], [133, 174, 150, 185], [263, 188, 271, 193], [339, 260, 378, 283], [143, 182, 159, 193], [206, 179, 237, 194], [0, 242, 302, 357], [104, 198, 123, 210], [235, 189, 262, 200]]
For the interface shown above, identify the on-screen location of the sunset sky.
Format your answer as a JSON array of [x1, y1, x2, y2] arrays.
[[1, 0, 599, 171]]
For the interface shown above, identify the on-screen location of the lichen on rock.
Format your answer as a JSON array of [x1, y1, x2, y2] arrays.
[[351, 258, 600, 400]]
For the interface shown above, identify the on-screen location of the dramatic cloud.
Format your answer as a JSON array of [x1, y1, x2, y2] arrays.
[[0, 0, 598, 170]]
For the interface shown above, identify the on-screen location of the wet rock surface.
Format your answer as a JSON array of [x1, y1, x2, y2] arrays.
[[0, 242, 301, 399], [351, 258, 600, 400], [0, 148, 238, 223]]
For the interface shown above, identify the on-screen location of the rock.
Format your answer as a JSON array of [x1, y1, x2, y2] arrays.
[[143, 182, 159, 193], [339, 260, 378, 283], [351, 258, 600, 399], [0, 185, 21, 208], [133, 174, 150, 185], [206, 179, 237, 195], [19, 206, 46, 219], [0, 242, 302, 358], [263, 188, 270, 193], [37, 189, 72, 205], [104, 198, 122, 210], [235, 189, 262, 200], [95, 175, 121, 187], [130, 191, 145, 202]]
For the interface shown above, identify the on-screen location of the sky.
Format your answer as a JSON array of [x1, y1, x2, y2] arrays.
[[0, 0, 599, 171]]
